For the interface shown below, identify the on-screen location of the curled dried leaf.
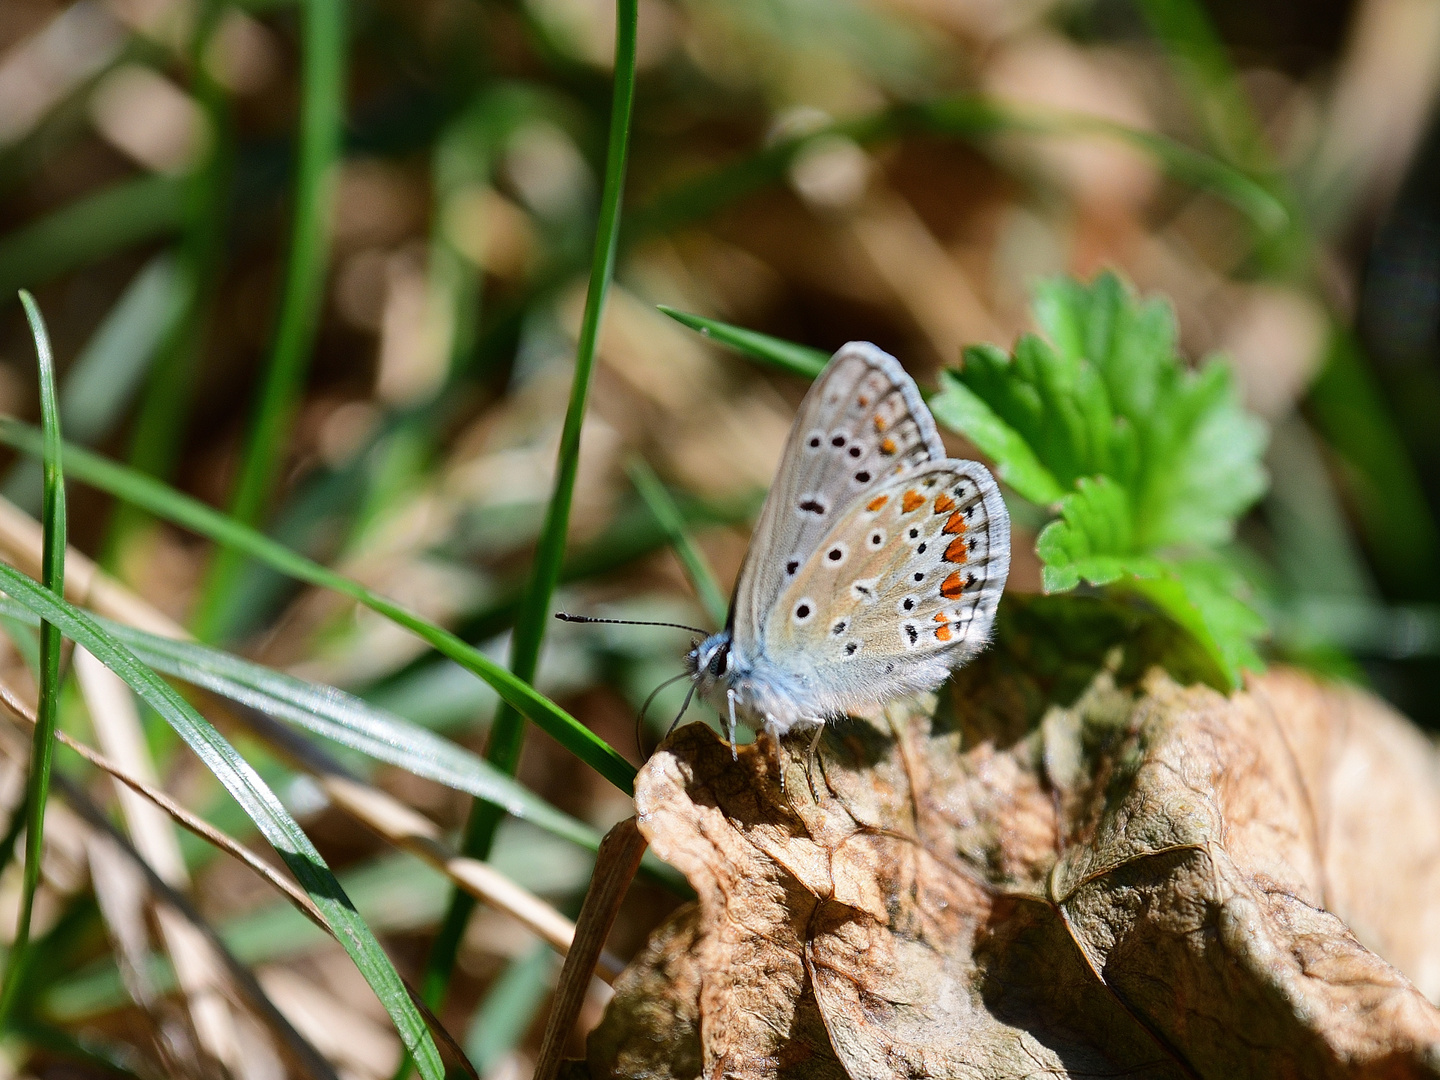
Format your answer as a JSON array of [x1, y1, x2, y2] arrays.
[[592, 662, 1440, 1079]]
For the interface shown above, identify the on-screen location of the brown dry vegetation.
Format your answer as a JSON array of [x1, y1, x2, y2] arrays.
[[0, 0, 1437, 1077]]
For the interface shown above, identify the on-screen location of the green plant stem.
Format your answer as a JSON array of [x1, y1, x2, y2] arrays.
[[657, 306, 828, 380], [106, 0, 235, 564], [0, 175, 186, 299], [193, 0, 346, 641], [417, 0, 640, 1023], [626, 459, 728, 627], [0, 419, 637, 793], [0, 292, 66, 1021]]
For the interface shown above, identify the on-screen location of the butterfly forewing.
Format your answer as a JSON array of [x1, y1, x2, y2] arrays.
[[762, 460, 1010, 708], [732, 343, 947, 651]]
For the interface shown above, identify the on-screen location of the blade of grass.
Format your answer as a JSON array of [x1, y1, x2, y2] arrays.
[[0, 675, 326, 936], [107, 3, 235, 560], [3, 254, 189, 514], [625, 459, 728, 627], [192, 0, 346, 642], [0, 562, 446, 1080], [53, 772, 339, 1080], [0, 421, 637, 792], [0, 175, 186, 298], [465, 943, 555, 1074], [98, 613, 602, 852], [1129, 0, 1272, 175], [1308, 328, 1440, 594], [75, 649, 245, 1068], [0, 291, 65, 1022], [0, 498, 687, 890], [656, 306, 827, 380], [630, 97, 1288, 249], [419, 0, 641, 1020]]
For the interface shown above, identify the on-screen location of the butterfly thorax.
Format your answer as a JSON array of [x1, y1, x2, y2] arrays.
[[686, 630, 824, 737]]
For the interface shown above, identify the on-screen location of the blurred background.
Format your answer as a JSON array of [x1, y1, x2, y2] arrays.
[[0, 0, 1439, 1075]]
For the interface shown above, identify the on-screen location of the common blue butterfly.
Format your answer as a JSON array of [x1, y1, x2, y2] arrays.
[[686, 342, 1011, 748]]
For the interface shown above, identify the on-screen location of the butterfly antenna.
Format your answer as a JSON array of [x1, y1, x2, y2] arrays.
[[636, 672, 691, 756], [665, 684, 697, 740], [555, 612, 708, 635]]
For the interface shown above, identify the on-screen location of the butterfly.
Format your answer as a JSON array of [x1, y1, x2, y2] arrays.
[[686, 341, 1011, 750]]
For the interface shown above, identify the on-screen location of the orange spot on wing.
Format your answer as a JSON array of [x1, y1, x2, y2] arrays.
[[933, 494, 955, 514], [901, 490, 925, 513], [933, 612, 948, 622], [858, 395, 869, 407], [866, 494, 888, 512], [880, 437, 897, 455], [940, 571, 965, 599], [873, 414, 887, 432], [944, 537, 968, 562], [943, 511, 967, 535], [934, 624, 953, 642]]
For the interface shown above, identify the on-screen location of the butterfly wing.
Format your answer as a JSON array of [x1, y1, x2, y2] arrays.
[[761, 459, 1010, 716], [731, 342, 947, 657]]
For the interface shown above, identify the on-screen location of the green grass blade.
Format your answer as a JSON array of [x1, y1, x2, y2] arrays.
[[109, 6, 236, 560], [0, 593, 616, 857], [0, 419, 637, 793], [0, 563, 446, 1080], [465, 943, 555, 1073], [193, 0, 347, 641], [106, 618, 604, 853], [656, 306, 828, 380], [626, 459, 728, 627], [0, 292, 65, 1020], [0, 175, 186, 298], [416, 0, 642, 1028], [1129, 0, 1272, 174], [631, 97, 1286, 251], [4, 254, 188, 513]]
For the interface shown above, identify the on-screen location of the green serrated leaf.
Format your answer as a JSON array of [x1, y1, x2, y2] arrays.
[[929, 374, 1064, 505], [1035, 476, 1164, 592], [955, 272, 1268, 557], [1129, 559, 1266, 689]]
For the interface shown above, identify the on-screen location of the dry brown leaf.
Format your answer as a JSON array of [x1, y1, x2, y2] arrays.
[[590, 664, 1440, 1079]]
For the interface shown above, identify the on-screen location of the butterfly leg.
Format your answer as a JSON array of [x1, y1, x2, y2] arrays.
[[765, 716, 786, 793], [802, 722, 825, 803], [725, 689, 739, 762]]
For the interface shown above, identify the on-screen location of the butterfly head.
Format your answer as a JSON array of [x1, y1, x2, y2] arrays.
[[686, 630, 734, 697]]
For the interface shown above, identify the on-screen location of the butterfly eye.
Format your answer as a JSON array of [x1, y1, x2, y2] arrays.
[[708, 643, 730, 677]]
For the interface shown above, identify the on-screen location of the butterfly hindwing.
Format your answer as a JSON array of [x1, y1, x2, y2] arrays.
[[731, 342, 947, 652], [762, 460, 1010, 711]]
